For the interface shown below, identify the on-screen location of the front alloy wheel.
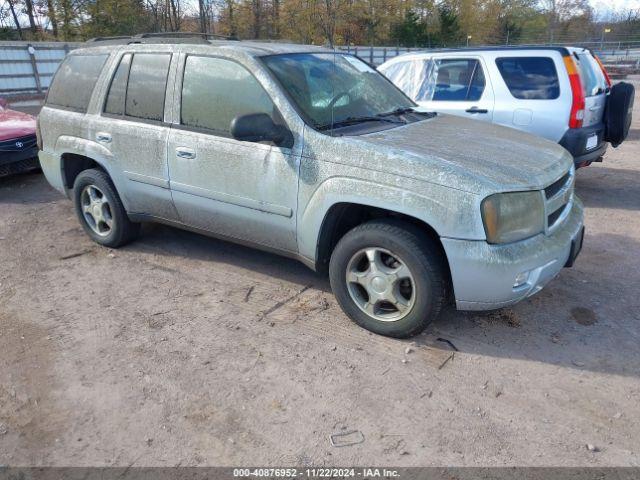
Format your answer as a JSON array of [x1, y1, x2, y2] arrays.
[[329, 219, 446, 338], [346, 247, 415, 322]]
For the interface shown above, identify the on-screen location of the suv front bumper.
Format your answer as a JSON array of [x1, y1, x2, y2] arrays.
[[0, 137, 39, 177], [442, 197, 584, 311]]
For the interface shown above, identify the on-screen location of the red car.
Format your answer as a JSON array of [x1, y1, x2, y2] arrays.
[[0, 98, 39, 177]]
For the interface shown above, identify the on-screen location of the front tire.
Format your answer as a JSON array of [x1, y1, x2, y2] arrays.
[[329, 219, 446, 338], [72, 168, 139, 248]]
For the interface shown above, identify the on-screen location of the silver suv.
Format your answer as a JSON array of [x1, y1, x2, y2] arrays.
[[38, 35, 585, 338], [379, 47, 634, 168]]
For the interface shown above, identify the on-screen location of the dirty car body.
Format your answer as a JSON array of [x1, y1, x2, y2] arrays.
[[38, 39, 585, 337]]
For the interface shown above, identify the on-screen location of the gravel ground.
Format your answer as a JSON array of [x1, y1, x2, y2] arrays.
[[0, 84, 639, 467]]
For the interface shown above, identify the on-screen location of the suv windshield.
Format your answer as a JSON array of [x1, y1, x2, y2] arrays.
[[263, 53, 415, 131]]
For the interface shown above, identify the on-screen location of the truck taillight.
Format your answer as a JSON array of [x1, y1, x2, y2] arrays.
[[36, 115, 42, 150], [563, 55, 585, 129], [594, 54, 612, 88]]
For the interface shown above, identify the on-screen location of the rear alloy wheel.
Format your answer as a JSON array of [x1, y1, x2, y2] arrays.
[[80, 184, 114, 237], [73, 168, 139, 248], [329, 219, 447, 338]]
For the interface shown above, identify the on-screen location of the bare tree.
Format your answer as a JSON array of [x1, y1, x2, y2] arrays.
[[169, 0, 180, 30], [46, 0, 59, 37], [252, 0, 260, 38], [24, 0, 39, 35], [319, 0, 338, 46], [5, 0, 24, 38], [198, 0, 207, 32]]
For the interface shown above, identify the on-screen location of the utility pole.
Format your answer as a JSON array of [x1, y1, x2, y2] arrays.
[[600, 27, 611, 50]]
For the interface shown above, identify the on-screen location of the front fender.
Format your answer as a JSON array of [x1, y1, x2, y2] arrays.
[[297, 176, 485, 263]]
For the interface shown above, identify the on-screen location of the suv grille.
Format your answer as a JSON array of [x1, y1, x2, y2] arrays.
[[544, 168, 574, 233], [544, 171, 571, 199]]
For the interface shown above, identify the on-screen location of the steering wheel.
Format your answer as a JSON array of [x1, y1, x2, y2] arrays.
[[327, 91, 351, 110]]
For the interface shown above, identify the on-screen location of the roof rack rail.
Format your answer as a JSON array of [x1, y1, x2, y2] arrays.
[[86, 35, 134, 42], [86, 31, 238, 44], [135, 32, 236, 40]]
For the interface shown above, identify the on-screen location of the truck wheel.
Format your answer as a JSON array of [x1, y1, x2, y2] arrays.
[[72, 168, 139, 248], [329, 219, 446, 338]]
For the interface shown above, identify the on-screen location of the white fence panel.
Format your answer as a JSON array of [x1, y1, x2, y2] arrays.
[[0, 41, 80, 95]]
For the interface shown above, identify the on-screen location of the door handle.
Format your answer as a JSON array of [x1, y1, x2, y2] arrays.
[[175, 147, 196, 159], [96, 132, 112, 143], [465, 107, 488, 114]]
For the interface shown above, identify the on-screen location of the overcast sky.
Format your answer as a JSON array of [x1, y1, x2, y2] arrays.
[[591, 0, 640, 19]]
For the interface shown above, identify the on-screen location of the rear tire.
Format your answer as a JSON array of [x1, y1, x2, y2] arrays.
[[329, 219, 447, 338], [72, 168, 139, 248]]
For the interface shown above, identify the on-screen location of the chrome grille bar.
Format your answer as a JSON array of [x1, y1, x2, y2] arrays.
[[544, 166, 575, 234]]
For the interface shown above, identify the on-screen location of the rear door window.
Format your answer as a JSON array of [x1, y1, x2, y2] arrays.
[[47, 54, 108, 112], [496, 57, 559, 100], [124, 53, 171, 121], [430, 59, 485, 101], [576, 53, 607, 97]]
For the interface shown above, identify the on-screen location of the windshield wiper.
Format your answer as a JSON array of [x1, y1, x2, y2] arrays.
[[377, 107, 415, 117], [317, 115, 405, 131]]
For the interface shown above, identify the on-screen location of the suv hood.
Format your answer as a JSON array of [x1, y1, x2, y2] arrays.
[[0, 107, 36, 142], [356, 114, 572, 195]]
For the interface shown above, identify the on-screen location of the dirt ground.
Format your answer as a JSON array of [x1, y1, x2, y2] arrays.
[[1, 83, 639, 468]]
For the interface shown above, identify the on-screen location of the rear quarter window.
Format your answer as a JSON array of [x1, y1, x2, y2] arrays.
[[46, 54, 109, 112], [496, 57, 559, 100], [125, 53, 171, 121], [576, 53, 607, 97], [104, 54, 132, 115]]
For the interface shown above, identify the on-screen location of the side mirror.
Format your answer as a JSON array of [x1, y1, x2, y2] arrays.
[[0, 98, 8, 109], [230, 113, 292, 148]]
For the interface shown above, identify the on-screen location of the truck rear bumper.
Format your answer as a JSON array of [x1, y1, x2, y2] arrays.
[[442, 197, 584, 311]]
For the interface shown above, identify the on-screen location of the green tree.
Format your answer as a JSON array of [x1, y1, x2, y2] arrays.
[[437, 3, 463, 46], [391, 10, 430, 47]]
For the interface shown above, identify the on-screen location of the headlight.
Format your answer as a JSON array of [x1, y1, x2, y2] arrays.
[[481, 191, 545, 244]]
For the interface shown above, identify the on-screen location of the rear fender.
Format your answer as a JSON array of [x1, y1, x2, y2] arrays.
[[54, 135, 130, 209]]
